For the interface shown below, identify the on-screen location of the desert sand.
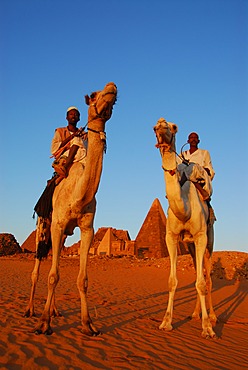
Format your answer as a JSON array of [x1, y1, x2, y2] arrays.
[[0, 251, 247, 370]]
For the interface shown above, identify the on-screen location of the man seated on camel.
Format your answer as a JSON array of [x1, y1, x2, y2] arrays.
[[51, 106, 87, 184], [180, 132, 216, 225], [182, 132, 215, 180]]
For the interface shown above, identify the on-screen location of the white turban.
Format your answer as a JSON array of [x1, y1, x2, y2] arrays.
[[67, 106, 79, 113]]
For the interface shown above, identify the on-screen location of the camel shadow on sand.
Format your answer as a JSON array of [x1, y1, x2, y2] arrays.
[[98, 257, 248, 336], [211, 257, 248, 337], [25, 257, 248, 338]]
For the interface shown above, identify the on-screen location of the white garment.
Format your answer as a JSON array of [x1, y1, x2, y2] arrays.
[[181, 148, 215, 180], [51, 129, 87, 164], [178, 162, 213, 197]]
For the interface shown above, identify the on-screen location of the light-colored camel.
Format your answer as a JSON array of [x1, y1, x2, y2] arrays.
[[25, 82, 117, 336], [153, 118, 216, 338]]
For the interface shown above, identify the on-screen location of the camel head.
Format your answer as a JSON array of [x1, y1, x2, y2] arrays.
[[85, 82, 117, 125], [153, 118, 178, 151]]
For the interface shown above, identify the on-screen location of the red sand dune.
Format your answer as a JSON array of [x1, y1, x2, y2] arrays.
[[0, 251, 247, 369]]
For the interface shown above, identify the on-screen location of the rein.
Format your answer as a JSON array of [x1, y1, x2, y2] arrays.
[[180, 142, 190, 165]]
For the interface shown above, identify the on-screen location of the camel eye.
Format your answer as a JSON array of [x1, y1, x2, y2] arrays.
[[90, 92, 96, 99]]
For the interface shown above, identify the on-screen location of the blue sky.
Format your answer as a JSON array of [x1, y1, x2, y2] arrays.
[[1, 0, 247, 252]]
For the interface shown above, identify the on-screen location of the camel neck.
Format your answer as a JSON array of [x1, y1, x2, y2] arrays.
[[162, 150, 191, 222], [73, 120, 105, 209]]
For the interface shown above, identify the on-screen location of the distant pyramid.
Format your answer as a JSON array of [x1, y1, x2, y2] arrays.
[[135, 198, 168, 258], [21, 230, 36, 253], [97, 228, 116, 255], [0, 233, 22, 256]]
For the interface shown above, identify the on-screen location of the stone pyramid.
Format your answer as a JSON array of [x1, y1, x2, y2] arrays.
[[0, 233, 22, 256], [21, 230, 36, 253], [97, 228, 116, 255], [135, 198, 168, 258]]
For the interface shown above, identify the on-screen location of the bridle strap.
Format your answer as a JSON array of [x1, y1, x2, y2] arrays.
[[87, 127, 107, 153], [87, 127, 105, 135], [162, 166, 176, 176]]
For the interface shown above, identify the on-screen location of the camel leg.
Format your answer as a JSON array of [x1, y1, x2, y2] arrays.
[[159, 231, 178, 331], [203, 251, 217, 322], [182, 240, 201, 320], [191, 224, 216, 321], [25, 233, 64, 319], [49, 293, 62, 317], [25, 217, 44, 318], [186, 241, 202, 320], [77, 200, 100, 336], [24, 258, 41, 317], [49, 235, 67, 318], [194, 232, 215, 338], [193, 225, 216, 322], [204, 224, 217, 322], [33, 223, 63, 335]]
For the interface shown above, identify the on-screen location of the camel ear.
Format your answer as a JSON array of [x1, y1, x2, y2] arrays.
[[85, 95, 90, 105], [172, 124, 178, 133]]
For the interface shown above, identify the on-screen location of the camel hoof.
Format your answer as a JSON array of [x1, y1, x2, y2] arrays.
[[192, 313, 201, 321], [202, 333, 217, 340], [44, 328, 53, 335], [24, 310, 36, 318], [81, 324, 102, 337], [34, 329, 43, 335], [81, 329, 102, 337], [201, 330, 216, 339], [50, 311, 62, 318], [159, 323, 173, 331], [92, 330, 102, 337], [33, 321, 53, 336], [34, 327, 53, 335], [209, 314, 218, 323]]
